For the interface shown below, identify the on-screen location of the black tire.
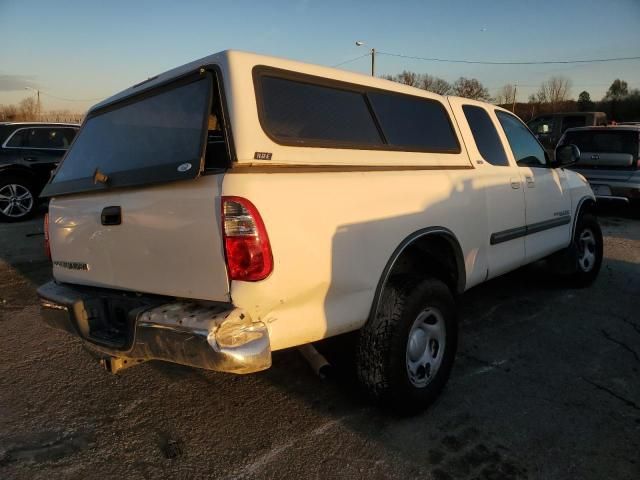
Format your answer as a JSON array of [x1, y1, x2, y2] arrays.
[[567, 213, 603, 287], [0, 175, 37, 222], [355, 277, 457, 415]]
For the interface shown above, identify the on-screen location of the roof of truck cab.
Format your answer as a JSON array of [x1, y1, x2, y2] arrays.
[[89, 49, 460, 114], [530, 111, 606, 118], [564, 125, 640, 132]]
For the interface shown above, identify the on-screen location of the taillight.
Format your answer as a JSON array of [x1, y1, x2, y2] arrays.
[[221, 196, 273, 281], [44, 213, 51, 260]]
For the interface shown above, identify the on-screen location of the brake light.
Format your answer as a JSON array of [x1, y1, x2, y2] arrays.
[[44, 213, 51, 260], [221, 196, 273, 281]]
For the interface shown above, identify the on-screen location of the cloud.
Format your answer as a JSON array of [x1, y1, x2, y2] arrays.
[[0, 74, 40, 92]]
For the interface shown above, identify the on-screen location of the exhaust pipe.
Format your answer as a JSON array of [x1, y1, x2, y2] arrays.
[[298, 344, 331, 379]]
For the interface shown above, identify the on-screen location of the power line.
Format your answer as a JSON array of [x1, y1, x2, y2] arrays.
[[376, 51, 640, 66], [332, 53, 371, 68]]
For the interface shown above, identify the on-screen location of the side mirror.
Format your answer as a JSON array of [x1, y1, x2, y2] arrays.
[[554, 144, 580, 168]]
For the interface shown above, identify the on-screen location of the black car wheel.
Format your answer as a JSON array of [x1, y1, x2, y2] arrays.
[[0, 176, 37, 222], [356, 277, 457, 415]]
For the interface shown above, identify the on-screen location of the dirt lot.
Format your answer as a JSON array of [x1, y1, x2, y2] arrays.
[[1, 210, 639, 480]]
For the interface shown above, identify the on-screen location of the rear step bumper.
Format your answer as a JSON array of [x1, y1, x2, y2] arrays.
[[37, 281, 271, 374]]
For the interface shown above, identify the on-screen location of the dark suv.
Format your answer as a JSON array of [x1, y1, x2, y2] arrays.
[[0, 122, 79, 221]]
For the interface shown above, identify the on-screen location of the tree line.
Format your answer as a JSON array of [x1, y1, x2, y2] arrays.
[[381, 72, 639, 122], [0, 97, 84, 123], [2, 76, 638, 124], [381, 72, 491, 101]]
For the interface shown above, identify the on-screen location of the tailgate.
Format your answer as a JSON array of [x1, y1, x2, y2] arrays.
[[49, 175, 230, 301]]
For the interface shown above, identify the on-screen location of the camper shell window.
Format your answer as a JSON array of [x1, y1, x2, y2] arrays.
[[42, 70, 229, 197]]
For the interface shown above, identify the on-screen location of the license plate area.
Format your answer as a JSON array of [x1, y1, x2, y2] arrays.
[[80, 297, 150, 349]]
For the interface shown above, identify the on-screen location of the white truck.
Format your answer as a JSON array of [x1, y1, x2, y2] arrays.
[[38, 51, 602, 413]]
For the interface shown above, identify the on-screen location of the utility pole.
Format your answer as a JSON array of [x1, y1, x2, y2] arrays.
[[356, 41, 376, 77], [371, 48, 375, 77], [512, 84, 517, 113], [25, 87, 41, 119]]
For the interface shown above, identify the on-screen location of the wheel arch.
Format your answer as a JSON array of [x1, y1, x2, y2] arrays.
[[368, 227, 466, 323], [572, 195, 597, 238], [0, 164, 39, 184]]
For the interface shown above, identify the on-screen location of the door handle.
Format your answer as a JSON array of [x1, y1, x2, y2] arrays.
[[525, 175, 535, 188], [101, 206, 121, 226], [510, 178, 521, 189], [23, 157, 37, 162]]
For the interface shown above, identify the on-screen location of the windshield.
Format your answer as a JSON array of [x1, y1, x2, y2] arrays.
[[42, 74, 212, 197]]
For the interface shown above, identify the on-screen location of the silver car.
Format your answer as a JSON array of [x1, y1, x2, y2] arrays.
[[559, 126, 640, 207]]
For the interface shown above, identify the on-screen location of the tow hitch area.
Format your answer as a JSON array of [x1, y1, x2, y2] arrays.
[[38, 281, 272, 375], [98, 356, 146, 374]]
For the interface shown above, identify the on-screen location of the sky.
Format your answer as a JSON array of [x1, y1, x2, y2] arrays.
[[1, 0, 639, 112]]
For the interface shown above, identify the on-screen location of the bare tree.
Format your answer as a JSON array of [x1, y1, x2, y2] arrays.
[[396, 70, 420, 87], [451, 77, 490, 101], [0, 104, 18, 121], [420, 75, 451, 95], [382, 71, 451, 95], [495, 84, 517, 105], [18, 97, 38, 120], [536, 76, 571, 110], [0, 100, 83, 122]]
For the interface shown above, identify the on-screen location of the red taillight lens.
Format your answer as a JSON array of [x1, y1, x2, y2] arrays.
[[221, 196, 273, 281], [44, 213, 51, 260]]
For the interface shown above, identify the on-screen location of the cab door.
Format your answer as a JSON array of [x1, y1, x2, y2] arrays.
[[495, 111, 572, 263], [448, 98, 526, 278]]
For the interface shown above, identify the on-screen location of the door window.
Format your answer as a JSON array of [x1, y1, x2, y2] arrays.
[[527, 116, 554, 135], [5, 129, 28, 147], [26, 128, 69, 149], [462, 105, 509, 166], [496, 111, 547, 167]]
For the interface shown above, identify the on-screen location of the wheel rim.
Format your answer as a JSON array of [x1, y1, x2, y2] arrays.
[[406, 307, 446, 388], [0, 184, 34, 218], [577, 228, 597, 272]]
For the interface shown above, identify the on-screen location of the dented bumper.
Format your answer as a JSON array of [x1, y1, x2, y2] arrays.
[[37, 281, 271, 374]]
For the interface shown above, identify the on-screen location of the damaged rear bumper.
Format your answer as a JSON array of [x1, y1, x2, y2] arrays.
[[37, 281, 271, 374]]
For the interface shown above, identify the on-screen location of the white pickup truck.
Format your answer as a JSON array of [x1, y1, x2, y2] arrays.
[[38, 51, 602, 413]]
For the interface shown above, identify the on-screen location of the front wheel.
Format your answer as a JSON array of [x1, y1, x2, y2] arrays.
[[0, 177, 37, 222], [355, 277, 457, 415], [570, 213, 603, 286]]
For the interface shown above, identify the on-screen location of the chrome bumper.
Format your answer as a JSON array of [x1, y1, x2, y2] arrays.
[[37, 281, 271, 374]]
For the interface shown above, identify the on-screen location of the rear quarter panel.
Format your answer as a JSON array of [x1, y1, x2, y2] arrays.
[[223, 169, 488, 351]]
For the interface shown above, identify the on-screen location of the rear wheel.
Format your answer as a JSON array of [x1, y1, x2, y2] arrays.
[[0, 176, 37, 222], [356, 277, 457, 415]]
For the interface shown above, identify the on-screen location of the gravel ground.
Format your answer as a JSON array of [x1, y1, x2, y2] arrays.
[[0, 209, 639, 479]]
